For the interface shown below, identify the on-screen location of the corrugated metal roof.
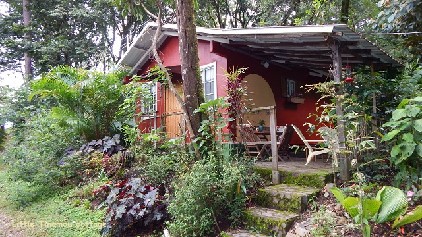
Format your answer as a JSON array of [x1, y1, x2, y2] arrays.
[[118, 22, 401, 75]]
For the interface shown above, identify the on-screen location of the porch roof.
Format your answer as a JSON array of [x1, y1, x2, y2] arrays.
[[119, 22, 401, 75]]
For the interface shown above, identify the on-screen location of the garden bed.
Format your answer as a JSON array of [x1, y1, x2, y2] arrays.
[[288, 184, 422, 237]]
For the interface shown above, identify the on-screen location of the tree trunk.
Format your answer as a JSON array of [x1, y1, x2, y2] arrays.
[[340, 0, 350, 24], [22, 0, 32, 81], [176, 0, 203, 139]]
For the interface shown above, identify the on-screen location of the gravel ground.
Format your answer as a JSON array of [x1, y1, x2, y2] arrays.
[[0, 212, 27, 237]]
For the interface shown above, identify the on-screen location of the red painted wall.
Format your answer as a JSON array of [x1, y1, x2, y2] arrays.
[[134, 36, 325, 145], [221, 48, 326, 144], [136, 37, 228, 133]]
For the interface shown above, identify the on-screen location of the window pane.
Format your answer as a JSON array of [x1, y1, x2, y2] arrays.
[[206, 68, 212, 81], [201, 63, 215, 101], [142, 83, 157, 114], [206, 82, 212, 93]]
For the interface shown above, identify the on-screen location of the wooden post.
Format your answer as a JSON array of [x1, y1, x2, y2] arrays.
[[269, 106, 280, 184], [249, 105, 279, 183], [371, 64, 379, 148], [329, 38, 350, 181]]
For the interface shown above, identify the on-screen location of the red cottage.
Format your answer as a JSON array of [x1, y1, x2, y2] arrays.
[[118, 23, 400, 154]]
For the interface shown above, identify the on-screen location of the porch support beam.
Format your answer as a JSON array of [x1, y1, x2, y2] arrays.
[[329, 38, 350, 181], [269, 106, 280, 184]]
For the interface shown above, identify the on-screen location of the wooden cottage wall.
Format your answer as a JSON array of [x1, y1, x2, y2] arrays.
[[135, 37, 228, 137]]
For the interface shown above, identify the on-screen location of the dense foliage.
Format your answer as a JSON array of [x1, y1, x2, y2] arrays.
[[382, 97, 422, 188], [376, 0, 422, 60], [30, 66, 126, 141], [168, 98, 258, 236], [331, 172, 422, 237], [1, 1, 422, 236], [0, 0, 147, 75]]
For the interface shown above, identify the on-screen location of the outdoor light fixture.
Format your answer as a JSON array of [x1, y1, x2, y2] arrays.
[[344, 59, 354, 83], [261, 61, 270, 68]]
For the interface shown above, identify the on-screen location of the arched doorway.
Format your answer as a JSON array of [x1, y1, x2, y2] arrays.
[[242, 74, 275, 127]]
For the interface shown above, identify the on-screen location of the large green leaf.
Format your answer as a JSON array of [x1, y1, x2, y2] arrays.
[[342, 197, 359, 218], [376, 186, 408, 223], [413, 119, 422, 132], [402, 133, 414, 142], [398, 99, 410, 108], [411, 97, 422, 103], [396, 142, 416, 165], [406, 105, 420, 117], [330, 187, 346, 203], [392, 205, 422, 228], [382, 129, 400, 142], [392, 109, 407, 121], [362, 199, 382, 219], [391, 144, 401, 157]]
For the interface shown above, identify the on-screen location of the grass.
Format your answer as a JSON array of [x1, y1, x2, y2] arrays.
[[0, 164, 105, 237]]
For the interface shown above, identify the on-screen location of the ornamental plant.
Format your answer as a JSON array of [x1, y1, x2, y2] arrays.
[[331, 182, 422, 237], [226, 67, 248, 136], [97, 178, 167, 237], [382, 96, 422, 187]]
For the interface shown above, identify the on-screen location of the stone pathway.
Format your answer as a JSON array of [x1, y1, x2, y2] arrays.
[[225, 159, 333, 237], [0, 211, 27, 237]]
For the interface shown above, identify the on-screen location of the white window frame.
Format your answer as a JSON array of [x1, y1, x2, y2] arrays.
[[286, 79, 296, 97], [200, 62, 217, 101], [141, 81, 157, 117]]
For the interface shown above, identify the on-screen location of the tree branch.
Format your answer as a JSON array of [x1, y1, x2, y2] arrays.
[[141, 2, 158, 20]]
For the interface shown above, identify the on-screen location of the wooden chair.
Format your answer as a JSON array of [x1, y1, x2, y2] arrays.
[[238, 124, 266, 158], [277, 125, 293, 161], [291, 124, 330, 164]]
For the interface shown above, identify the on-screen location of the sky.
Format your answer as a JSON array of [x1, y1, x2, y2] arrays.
[[0, 69, 24, 89], [0, 3, 24, 89]]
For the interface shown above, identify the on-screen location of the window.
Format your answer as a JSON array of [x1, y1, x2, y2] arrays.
[[200, 62, 217, 101], [286, 79, 296, 97], [141, 82, 157, 115]]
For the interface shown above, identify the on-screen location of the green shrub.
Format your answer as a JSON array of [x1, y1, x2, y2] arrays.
[[167, 155, 257, 237], [4, 111, 81, 184], [382, 96, 422, 188], [310, 205, 337, 236], [143, 138, 193, 186], [30, 66, 127, 141]]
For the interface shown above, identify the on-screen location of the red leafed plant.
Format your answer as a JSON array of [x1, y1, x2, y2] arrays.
[[95, 178, 167, 237], [226, 67, 248, 137]]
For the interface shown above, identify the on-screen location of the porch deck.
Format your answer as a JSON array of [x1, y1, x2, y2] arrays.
[[254, 157, 335, 188], [255, 158, 334, 175]]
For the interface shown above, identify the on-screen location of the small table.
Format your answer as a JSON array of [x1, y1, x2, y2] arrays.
[[252, 129, 285, 159], [253, 131, 284, 141]]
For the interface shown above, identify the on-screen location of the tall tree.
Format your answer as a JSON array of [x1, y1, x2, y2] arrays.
[[376, 0, 422, 61], [176, 0, 203, 138], [340, 0, 350, 24], [22, 0, 31, 80], [0, 0, 146, 75]]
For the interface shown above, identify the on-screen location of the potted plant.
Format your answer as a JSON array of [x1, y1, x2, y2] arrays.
[[258, 120, 265, 132]]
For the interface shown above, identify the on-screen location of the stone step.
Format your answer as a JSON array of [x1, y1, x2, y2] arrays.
[[244, 207, 299, 237], [222, 229, 270, 237], [254, 160, 334, 188], [255, 184, 319, 213]]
